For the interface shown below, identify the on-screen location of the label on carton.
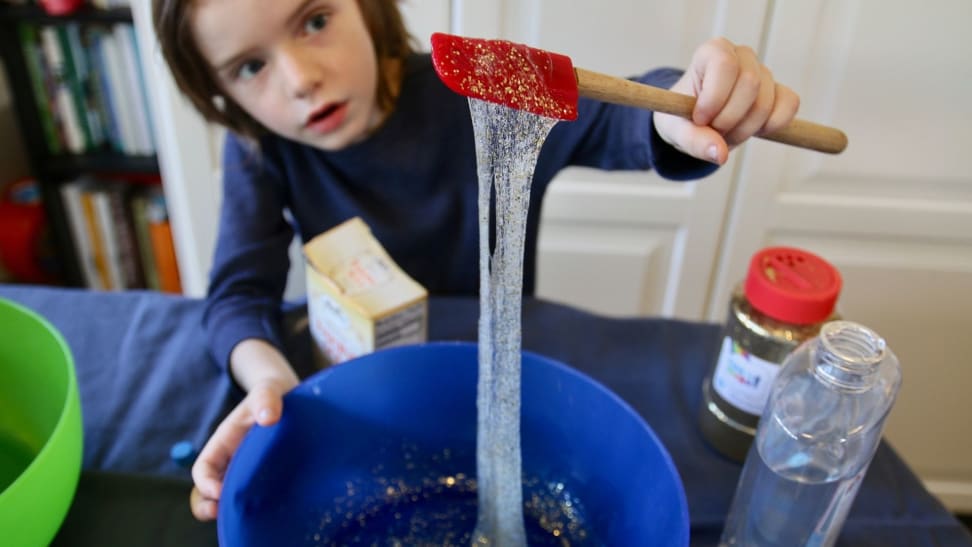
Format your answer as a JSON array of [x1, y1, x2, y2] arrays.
[[304, 217, 428, 367], [308, 290, 366, 364], [332, 251, 393, 295]]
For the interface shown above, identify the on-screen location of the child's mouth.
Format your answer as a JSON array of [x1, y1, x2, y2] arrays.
[[306, 102, 346, 133]]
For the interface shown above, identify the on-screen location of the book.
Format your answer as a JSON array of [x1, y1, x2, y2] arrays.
[[120, 24, 156, 153], [62, 177, 165, 291], [60, 179, 101, 288], [77, 180, 112, 289], [17, 22, 62, 155], [89, 184, 124, 289], [145, 188, 182, 293], [111, 23, 154, 155], [38, 24, 86, 153], [85, 25, 124, 153], [97, 27, 139, 155], [129, 190, 159, 290], [105, 183, 144, 288], [63, 22, 107, 149], [53, 24, 97, 150]]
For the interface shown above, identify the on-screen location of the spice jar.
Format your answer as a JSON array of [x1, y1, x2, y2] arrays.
[[698, 246, 841, 462]]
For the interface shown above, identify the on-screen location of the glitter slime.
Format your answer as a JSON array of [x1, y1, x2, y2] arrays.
[[471, 98, 557, 544]]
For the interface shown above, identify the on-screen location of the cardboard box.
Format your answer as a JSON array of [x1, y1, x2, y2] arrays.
[[303, 217, 428, 367]]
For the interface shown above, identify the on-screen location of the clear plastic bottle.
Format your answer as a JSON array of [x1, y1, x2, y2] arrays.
[[719, 320, 902, 547]]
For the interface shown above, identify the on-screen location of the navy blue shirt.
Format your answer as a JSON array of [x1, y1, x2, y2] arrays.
[[205, 54, 717, 370]]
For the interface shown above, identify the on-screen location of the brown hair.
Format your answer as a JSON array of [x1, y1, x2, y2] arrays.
[[152, 0, 414, 139]]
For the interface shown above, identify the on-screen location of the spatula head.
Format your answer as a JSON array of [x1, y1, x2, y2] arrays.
[[430, 33, 579, 121]]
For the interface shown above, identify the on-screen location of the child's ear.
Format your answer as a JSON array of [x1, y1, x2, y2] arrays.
[[212, 95, 227, 112]]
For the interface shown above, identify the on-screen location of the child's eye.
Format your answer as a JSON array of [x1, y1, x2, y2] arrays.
[[304, 13, 328, 34], [236, 59, 265, 81]]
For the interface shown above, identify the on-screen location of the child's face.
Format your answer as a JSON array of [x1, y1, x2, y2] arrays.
[[192, 0, 381, 150]]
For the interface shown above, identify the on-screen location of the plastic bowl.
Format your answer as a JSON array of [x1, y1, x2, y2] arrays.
[[0, 297, 83, 546], [219, 342, 688, 545]]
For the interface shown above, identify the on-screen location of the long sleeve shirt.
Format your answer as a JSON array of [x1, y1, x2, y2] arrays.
[[204, 53, 717, 370]]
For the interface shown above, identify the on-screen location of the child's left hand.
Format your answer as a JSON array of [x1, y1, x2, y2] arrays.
[[653, 37, 800, 165]]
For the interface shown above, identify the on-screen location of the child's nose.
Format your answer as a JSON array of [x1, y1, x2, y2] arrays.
[[277, 44, 321, 99]]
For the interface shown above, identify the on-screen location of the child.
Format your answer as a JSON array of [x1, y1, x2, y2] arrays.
[[153, 0, 800, 521]]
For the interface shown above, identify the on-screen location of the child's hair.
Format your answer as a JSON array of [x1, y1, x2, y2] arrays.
[[152, 0, 414, 139]]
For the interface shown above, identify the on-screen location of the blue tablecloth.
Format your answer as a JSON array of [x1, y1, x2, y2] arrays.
[[1, 284, 969, 546]]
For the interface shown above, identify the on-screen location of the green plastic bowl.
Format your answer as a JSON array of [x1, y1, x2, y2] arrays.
[[0, 297, 82, 546]]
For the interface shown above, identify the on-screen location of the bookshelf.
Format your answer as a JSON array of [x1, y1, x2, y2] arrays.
[[0, 1, 181, 292]]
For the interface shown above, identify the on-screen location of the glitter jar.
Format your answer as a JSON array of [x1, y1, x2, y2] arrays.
[[698, 246, 841, 462]]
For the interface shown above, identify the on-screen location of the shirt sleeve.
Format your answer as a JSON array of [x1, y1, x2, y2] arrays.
[[541, 67, 719, 181], [202, 133, 295, 372]]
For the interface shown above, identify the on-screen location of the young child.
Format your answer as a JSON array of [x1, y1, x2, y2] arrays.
[[153, 0, 800, 521]]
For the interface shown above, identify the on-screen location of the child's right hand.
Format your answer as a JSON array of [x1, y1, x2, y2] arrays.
[[190, 339, 299, 521], [653, 37, 800, 165]]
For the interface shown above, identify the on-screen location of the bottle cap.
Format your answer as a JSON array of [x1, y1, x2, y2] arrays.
[[743, 247, 841, 324], [170, 440, 199, 468]]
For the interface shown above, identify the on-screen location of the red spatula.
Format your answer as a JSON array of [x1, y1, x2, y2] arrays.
[[430, 33, 847, 155]]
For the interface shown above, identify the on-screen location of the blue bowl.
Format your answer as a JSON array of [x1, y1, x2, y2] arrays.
[[218, 342, 688, 546]]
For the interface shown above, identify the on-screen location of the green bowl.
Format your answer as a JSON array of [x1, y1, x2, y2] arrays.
[[0, 297, 82, 546]]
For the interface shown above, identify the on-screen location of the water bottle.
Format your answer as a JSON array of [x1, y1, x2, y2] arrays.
[[719, 320, 902, 547]]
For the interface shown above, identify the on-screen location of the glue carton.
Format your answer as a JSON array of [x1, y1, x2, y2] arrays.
[[303, 217, 428, 367]]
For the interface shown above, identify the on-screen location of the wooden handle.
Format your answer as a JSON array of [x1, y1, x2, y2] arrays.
[[574, 67, 847, 154]]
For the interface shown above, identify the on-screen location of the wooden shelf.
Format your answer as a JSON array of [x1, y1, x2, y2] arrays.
[[39, 153, 160, 181], [0, 4, 131, 24]]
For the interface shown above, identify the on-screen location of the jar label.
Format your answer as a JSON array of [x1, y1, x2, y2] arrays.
[[712, 336, 780, 416]]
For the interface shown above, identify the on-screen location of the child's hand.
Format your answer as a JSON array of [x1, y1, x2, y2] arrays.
[[189, 339, 299, 521], [653, 37, 800, 165], [189, 378, 292, 520]]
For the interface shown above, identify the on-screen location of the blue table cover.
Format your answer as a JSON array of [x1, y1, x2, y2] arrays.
[[1, 284, 969, 546]]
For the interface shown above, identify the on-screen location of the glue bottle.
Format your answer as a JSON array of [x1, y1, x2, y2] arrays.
[[719, 320, 902, 546]]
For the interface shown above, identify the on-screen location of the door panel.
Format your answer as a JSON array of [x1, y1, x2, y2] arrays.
[[537, 220, 676, 316], [710, 0, 972, 510]]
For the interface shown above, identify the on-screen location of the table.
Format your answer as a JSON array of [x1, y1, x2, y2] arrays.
[[1, 285, 969, 546]]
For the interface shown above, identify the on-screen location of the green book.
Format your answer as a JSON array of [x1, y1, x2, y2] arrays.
[[64, 22, 106, 148], [38, 24, 85, 153], [54, 24, 95, 151], [17, 22, 62, 154]]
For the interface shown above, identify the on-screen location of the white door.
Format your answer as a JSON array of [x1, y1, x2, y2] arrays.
[[708, 0, 972, 511]]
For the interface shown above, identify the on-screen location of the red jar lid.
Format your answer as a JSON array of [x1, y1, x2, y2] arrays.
[[743, 247, 841, 324]]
